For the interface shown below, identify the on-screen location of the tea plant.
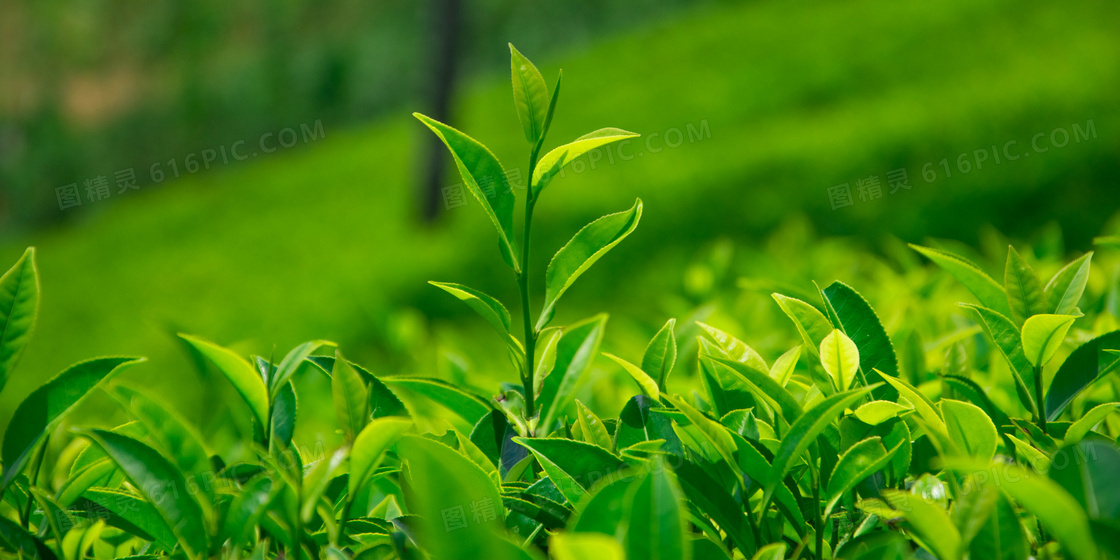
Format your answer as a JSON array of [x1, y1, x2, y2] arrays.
[[1, 46, 1119, 560]]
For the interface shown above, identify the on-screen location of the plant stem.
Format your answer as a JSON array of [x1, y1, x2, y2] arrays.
[[812, 471, 824, 560], [1033, 365, 1047, 434], [22, 436, 48, 529], [519, 147, 542, 422]]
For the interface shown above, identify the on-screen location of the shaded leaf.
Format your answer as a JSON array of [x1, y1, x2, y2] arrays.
[[538, 314, 608, 432], [0, 247, 39, 394], [1004, 246, 1047, 325]]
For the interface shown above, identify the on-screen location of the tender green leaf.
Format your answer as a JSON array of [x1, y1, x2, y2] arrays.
[[398, 435, 516, 560], [751, 543, 787, 560], [0, 247, 39, 393], [222, 475, 273, 547], [1045, 330, 1120, 420], [179, 334, 269, 428], [538, 201, 641, 329], [332, 349, 369, 443], [762, 386, 874, 511], [306, 355, 409, 419], [351, 417, 412, 497], [571, 475, 630, 535], [538, 314, 608, 432], [1045, 252, 1092, 315], [1004, 246, 1047, 325], [551, 532, 624, 560], [624, 456, 690, 560], [673, 461, 755, 554], [696, 322, 768, 372], [910, 244, 1011, 317], [270, 339, 334, 397], [509, 44, 550, 145], [270, 380, 297, 450], [1049, 440, 1120, 522], [825, 437, 898, 517], [80, 429, 209, 559], [879, 371, 946, 434], [300, 446, 348, 522], [429, 281, 522, 355], [83, 487, 178, 549], [881, 490, 961, 560], [822, 281, 900, 394], [960, 304, 1037, 415], [603, 352, 659, 400], [614, 395, 682, 456], [514, 437, 626, 503], [574, 400, 612, 451], [381, 376, 491, 425], [968, 488, 1028, 560], [1064, 402, 1118, 444], [0, 515, 58, 560], [707, 357, 803, 426], [413, 113, 519, 269], [533, 129, 641, 195], [821, 329, 860, 391], [769, 345, 801, 386], [1021, 314, 1076, 368], [728, 432, 806, 532], [854, 400, 908, 425], [643, 318, 678, 389], [662, 394, 739, 474], [944, 458, 1099, 560], [941, 399, 998, 458], [772, 293, 833, 358], [2, 357, 144, 490]]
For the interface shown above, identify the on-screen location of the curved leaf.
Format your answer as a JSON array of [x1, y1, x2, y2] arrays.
[[179, 334, 268, 428], [1045, 330, 1120, 420], [624, 456, 690, 560], [2, 356, 144, 490], [1004, 246, 1047, 326], [603, 352, 659, 400], [1045, 252, 1092, 315], [822, 281, 899, 393], [83, 487, 179, 549], [270, 339, 333, 397], [696, 322, 768, 372], [0, 516, 57, 560], [708, 357, 803, 426], [306, 355, 408, 419], [551, 532, 624, 560], [878, 371, 946, 434], [825, 437, 898, 516], [574, 400, 612, 451], [430, 281, 522, 354], [941, 399, 998, 459], [961, 304, 1037, 415], [509, 44, 550, 145], [1021, 314, 1076, 368], [0, 247, 39, 393], [351, 417, 412, 497], [772, 293, 833, 358], [332, 349, 369, 443], [821, 329, 860, 392], [642, 318, 678, 389], [853, 400, 908, 425], [880, 490, 960, 560], [381, 376, 491, 425], [910, 244, 1011, 317], [1063, 402, 1118, 444], [538, 201, 641, 329], [538, 315, 608, 432], [533, 129, 640, 194], [413, 113, 519, 269], [514, 438, 626, 503]]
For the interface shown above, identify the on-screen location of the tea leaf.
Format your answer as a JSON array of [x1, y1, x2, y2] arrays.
[[910, 244, 1011, 317], [822, 281, 899, 393], [533, 129, 640, 195], [941, 399, 998, 458], [643, 318, 678, 389], [381, 376, 491, 425], [509, 44, 550, 145], [538, 314, 608, 432], [1044, 330, 1120, 421], [1021, 314, 1076, 368], [624, 456, 690, 560], [1063, 402, 1119, 444], [430, 281, 522, 355], [514, 437, 626, 503], [179, 334, 269, 428], [603, 352, 659, 400], [0, 247, 39, 394], [771, 293, 832, 358], [332, 349, 369, 443], [820, 329, 860, 392], [1044, 252, 1092, 315], [551, 532, 624, 560], [351, 417, 412, 497], [1004, 246, 1047, 326]]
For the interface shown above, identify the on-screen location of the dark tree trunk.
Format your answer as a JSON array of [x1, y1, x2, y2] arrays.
[[420, 0, 462, 222]]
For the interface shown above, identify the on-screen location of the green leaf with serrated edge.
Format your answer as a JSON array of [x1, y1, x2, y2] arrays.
[[643, 318, 678, 390], [674, 461, 756, 554], [941, 399, 998, 458], [305, 355, 408, 419], [2, 356, 144, 491], [1064, 402, 1118, 444], [1004, 246, 1047, 326], [881, 490, 960, 560], [603, 352, 659, 399], [623, 456, 690, 560], [351, 417, 412, 497], [821, 329, 860, 392], [221, 475, 273, 547], [537, 202, 641, 330], [509, 44, 550, 145], [398, 435, 516, 560], [663, 394, 739, 474], [58, 459, 116, 507], [514, 437, 626, 503], [79, 429, 209, 559], [332, 350, 369, 443], [877, 371, 946, 433], [728, 432, 805, 534], [1021, 314, 1076, 367], [762, 385, 875, 514], [0, 247, 39, 394], [0, 515, 58, 560], [1045, 330, 1120, 421], [270, 380, 297, 450], [270, 339, 334, 398], [942, 458, 1098, 560], [429, 282, 523, 355], [533, 129, 640, 195], [824, 437, 900, 517], [853, 400, 908, 425], [959, 304, 1037, 416], [769, 345, 801, 386], [696, 322, 768, 372], [942, 375, 1013, 435], [29, 487, 72, 549], [708, 357, 803, 426], [109, 386, 213, 503], [822, 282, 899, 394], [910, 244, 1011, 317], [179, 334, 268, 428], [538, 315, 608, 432], [574, 400, 612, 451], [83, 487, 178, 549], [413, 113, 519, 270], [551, 532, 624, 560], [381, 376, 491, 425], [772, 293, 833, 358], [1045, 252, 1092, 315]]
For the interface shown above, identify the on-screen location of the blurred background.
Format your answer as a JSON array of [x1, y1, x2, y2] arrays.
[[1, 0, 1118, 445]]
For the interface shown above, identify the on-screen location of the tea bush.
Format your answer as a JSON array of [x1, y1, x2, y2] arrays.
[[1, 46, 1119, 560]]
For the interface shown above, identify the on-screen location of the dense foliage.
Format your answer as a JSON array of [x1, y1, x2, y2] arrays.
[[1, 47, 1119, 560]]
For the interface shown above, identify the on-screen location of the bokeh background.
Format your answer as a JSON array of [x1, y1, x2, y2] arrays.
[[1, 0, 1118, 445]]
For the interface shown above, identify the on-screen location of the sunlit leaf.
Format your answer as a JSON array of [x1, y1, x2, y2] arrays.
[[910, 244, 1011, 317], [179, 334, 269, 428], [1004, 246, 1047, 325], [1045, 252, 1092, 315], [538, 314, 608, 432], [534, 129, 640, 194], [509, 44, 550, 145], [0, 247, 39, 394]]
